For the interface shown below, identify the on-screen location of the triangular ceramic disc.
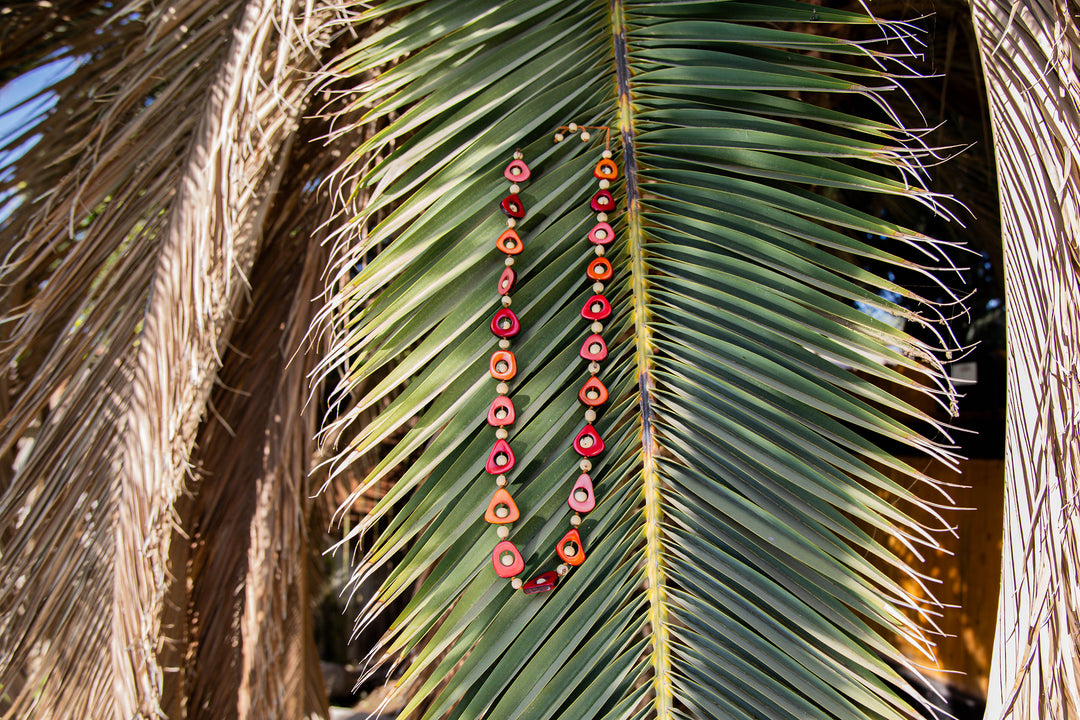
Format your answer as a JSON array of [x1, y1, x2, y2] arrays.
[[484, 487, 519, 524]]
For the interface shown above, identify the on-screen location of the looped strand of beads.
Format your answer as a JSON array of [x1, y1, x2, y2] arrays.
[[488, 150, 530, 590], [486, 137, 619, 595]]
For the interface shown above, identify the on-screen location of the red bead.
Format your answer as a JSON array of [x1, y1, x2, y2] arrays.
[[581, 294, 611, 320], [485, 487, 520, 524], [578, 376, 609, 407], [587, 257, 613, 281], [588, 222, 615, 245], [497, 266, 516, 295], [568, 473, 596, 513], [486, 438, 515, 474], [489, 350, 517, 380], [594, 158, 619, 181], [493, 541, 524, 578], [490, 308, 520, 338], [579, 334, 607, 362], [573, 424, 605, 457], [556, 528, 586, 566], [496, 228, 524, 255], [501, 194, 525, 218], [487, 396, 516, 426], [589, 190, 615, 213], [504, 159, 531, 182], [522, 571, 558, 594]]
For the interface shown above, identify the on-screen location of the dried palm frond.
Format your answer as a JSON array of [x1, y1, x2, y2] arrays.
[[972, 1, 1080, 718]]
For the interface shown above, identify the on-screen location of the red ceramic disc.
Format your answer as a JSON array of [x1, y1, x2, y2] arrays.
[[485, 438, 515, 474], [522, 570, 558, 594], [573, 424, 605, 457], [504, 159, 531, 183], [492, 541, 524, 578]]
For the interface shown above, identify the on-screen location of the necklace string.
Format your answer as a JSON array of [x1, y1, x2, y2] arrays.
[[485, 132, 619, 594]]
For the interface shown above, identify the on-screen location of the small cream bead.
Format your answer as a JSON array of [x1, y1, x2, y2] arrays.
[[496, 474, 508, 487], [497, 525, 510, 539], [568, 122, 578, 132], [594, 245, 605, 256], [571, 514, 582, 526], [506, 217, 516, 228], [510, 183, 520, 194], [505, 257, 514, 267], [499, 338, 510, 349], [496, 382, 509, 395], [581, 131, 591, 141], [588, 361, 601, 375], [554, 133, 564, 143], [602, 149, 612, 159], [496, 428, 508, 440], [591, 321, 603, 333], [585, 409, 597, 423], [514, 150, 523, 160], [580, 459, 592, 472], [593, 281, 604, 293], [596, 212, 608, 223], [501, 295, 511, 307], [511, 577, 523, 589], [599, 179, 610, 190], [556, 564, 570, 576]]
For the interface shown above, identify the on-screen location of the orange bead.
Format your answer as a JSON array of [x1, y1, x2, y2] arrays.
[[485, 487, 520, 524], [557, 528, 586, 566], [489, 350, 517, 380], [587, 257, 612, 281], [578, 376, 609, 406], [594, 158, 618, 181], [496, 228, 524, 255]]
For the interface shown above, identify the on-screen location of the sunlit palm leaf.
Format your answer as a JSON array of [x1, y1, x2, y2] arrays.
[[320, 1, 963, 719]]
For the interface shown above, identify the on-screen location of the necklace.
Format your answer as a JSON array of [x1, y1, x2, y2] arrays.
[[484, 130, 618, 594]]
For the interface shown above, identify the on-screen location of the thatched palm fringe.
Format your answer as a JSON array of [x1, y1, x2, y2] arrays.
[[109, 1, 332, 716], [971, 2, 1080, 718]]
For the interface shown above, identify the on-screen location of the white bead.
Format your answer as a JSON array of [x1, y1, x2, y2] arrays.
[[588, 362, 600, 375], [505, 257, 514, 267], [593, 281, 604, 293], [510, 183, 520, 194], [496, 474, 508, 486], [585, 409, 597, 422], [514, 150, 523, 160], [499, 338, 510, 349], [554, 133, 564, 143], [496, 428, 508, 439], [497, 525, 510, 539], [599, 179, 610, 190], [591, 321, 603, 333], [571, 514, 582, 526], [596, 212, 608, 222], [497, 382, 509, 395], [511, 577, 523, 589], [581, 131, 591, 141], [501, 295, 511, 307], [568, 122, 578, 132], [580, 459, 592, 472], [602, 149, 612, 159], [556, 564, 569, 576], [594, 245, 605, 256], [506, 218, 516, 228]]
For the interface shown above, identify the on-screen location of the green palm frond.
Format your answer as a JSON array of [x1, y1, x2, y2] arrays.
[[318, 2, 964, 719]]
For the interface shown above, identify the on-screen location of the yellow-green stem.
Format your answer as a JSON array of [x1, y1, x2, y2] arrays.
[[610, 1, 671, 716]]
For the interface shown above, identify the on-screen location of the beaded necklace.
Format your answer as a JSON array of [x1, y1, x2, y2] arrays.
[[484, 126, 618, 594]]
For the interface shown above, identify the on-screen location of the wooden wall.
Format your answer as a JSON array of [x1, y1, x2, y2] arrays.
[[876, 457, 1004, 696]]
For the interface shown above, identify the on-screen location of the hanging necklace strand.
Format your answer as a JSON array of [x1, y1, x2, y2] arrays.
[[486, 130, 618, 594]]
